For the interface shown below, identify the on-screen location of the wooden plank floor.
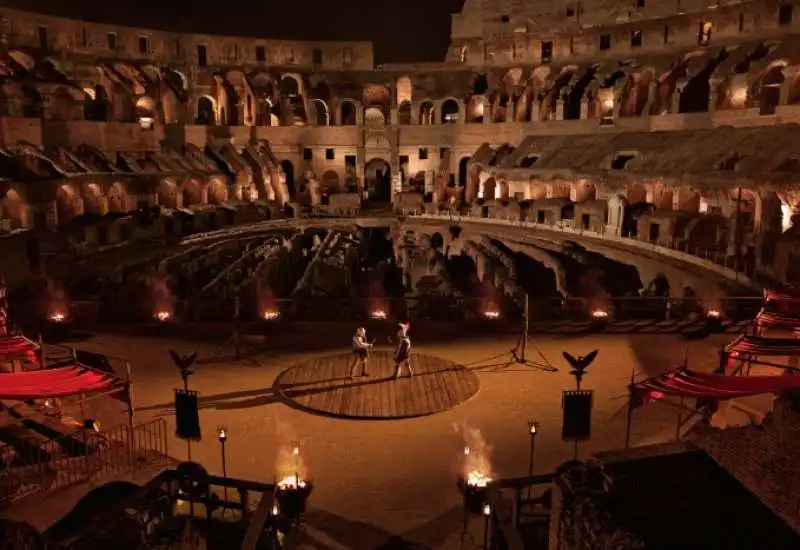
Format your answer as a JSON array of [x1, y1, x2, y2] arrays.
[[275, 351, 479, 419]]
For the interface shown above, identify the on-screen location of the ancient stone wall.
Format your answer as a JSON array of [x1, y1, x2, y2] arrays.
[[688, 396, 800, 533]]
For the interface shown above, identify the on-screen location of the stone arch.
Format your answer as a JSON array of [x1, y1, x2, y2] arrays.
[[219, 78, 240, 126], [481, 176, 497, 200], [84, 85, 110, 122], [675, 187, 701, 213], [466, 164, 483, 202], [157, 178, 179, 209], [418, 101, 435, 125], [627, 182, 648, 204], [56, 183, 80, 224], [207, 179, 228, 205], [466, 95, 486, 123], [312, 99, 330, 125], [729, 186, 762, 231], [362, 84, 390, 123], [182, 179, 205, 206], [679, 50, 729, 114], [8, 50, 35, 71], [280, 73, 303, 96], [397, 101, 412, 125], [753, 63, 785, 116], [364, 157, 392, 202], [82, 183, 105, 214], [573, 181, 596, 202], [497, 179, 509, 200], [107, 182, 127, 212], [1, 188, 24, 229], [472, 73, 489, 95], [440, 98, 460, 124], [195, 95, 216, 125], [339, 100, 357, 125], [620, 68, 655, 117], [321, 170, 340, 194], [458, 157, 471, 187], [135, 96, 157, 122], [396, 76, 412, 105], [51, 88, 78, 120], [280, 160, 296, 196]]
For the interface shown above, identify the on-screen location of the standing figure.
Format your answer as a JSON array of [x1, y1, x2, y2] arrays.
[[350, 327, 372, 377], [393, 322, 414, 379]]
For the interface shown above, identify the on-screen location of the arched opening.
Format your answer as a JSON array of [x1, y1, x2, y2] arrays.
[[472, 74, 489, 95], [279, 76, 305, 126], [312, 99, 330, 125], [362, 85, 390, 126], [620, 69, 654, 117], [51, 89, 76, 120], [418, 101, 435, 125], [135, 96, 157, 123], [467, 96, 485, 123], [82, 183, 105, 214], [627, 182, 648, 204], [221, 80, 240, 126], [195, 96, 215, 125], [1, 189, 24, 229], [182, 180, 204, 207], [56, 184, 79, 225], [440, 99, 459, 123], [280, 160, 295, 196], [397, 101, 412, 124], [529, 180, 548, 200], [280, 75, 300, 97], [396, 76, 412, 105], [20, 84, 43, 118], [157, 179, 179, 209], [565, 67, 599, 119], [458, 157, 471, 187], [84, 85, 109, 122], [364, 158, 392, 202], [491, 90, 509, 123], [340, 101, 357, 125], [756, 65, 785, 116], [208, 179, 228, 204], [108, 182, 127, 212], [574, 182, 596, 202], [482, 177, 497, 200], [321, 170, 340, 194], [679, 50, 729, 114], [676, 188, 701, 213]]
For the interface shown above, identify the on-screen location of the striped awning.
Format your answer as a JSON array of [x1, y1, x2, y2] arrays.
[[0, 336, 40, 359], [724, 334, 800, 356], [0, 364, 123, 399], [632, 368, 800, 401], [756, 309, 800, 329]]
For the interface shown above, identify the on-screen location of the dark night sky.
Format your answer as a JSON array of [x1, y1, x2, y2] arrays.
[[7, 0, 465, 64]]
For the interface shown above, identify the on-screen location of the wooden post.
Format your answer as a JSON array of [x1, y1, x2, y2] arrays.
[[125, 361, 136, 467], [521, 293, 529, 362], [624, 368, 635, 449]]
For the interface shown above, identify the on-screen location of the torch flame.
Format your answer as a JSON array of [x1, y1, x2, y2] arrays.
[[455, 424, 494, 489], [154, 310, 171, 322], [483, 310, 500, 319], [48, 312, 65, 323], [591, 309, 609, 318], [262, 310, 280, 320], [371, 309, 387, 320], [707, 309, 721, 318]]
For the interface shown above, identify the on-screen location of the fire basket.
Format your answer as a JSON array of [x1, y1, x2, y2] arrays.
[[458, 472, 492, 515], [275, 475, 314, 519]]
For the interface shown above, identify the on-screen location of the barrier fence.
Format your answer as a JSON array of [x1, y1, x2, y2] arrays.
[[0, 417, 169, 503]]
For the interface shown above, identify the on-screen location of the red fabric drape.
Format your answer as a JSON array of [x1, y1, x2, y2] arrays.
[[0, 365, 122, 398], [724, 334, 800, 356], [756, 309, 800, 329], [633, 368, 800, 401], [0, 336, 40, 358]]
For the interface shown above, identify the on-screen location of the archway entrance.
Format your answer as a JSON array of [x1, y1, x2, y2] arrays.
[[458, 157, 471, 187], [56, 184, 79, 225], [157, 179, 178, 209], [280, 160, 295, 197], [364, 158, 392, 202]]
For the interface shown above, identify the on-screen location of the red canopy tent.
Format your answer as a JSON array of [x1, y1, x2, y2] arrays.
[[0, 364, 125, 399], [755, 309, 800, 330], [724, 334, 800, 356], [0, 336, 39, 358], [625, 366, 800, 448]]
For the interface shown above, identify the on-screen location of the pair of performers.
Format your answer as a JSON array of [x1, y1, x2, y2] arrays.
[[349, 323, 413, 379]]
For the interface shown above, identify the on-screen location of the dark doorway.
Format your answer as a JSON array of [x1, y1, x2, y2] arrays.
[[364, 158, 391, 202], [280, 160, 295, 196], [458, 157, 470, 187], [196, 97, 214, 125], [648, 223, 660, 241], [581, 214, 591, 229]]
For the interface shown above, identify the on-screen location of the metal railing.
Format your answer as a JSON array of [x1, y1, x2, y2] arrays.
[[409, 212, 766, 291], [0, 418, 169, 503]]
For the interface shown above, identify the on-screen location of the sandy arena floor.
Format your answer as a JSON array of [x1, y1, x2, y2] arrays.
[[17, 330, 733, 549]]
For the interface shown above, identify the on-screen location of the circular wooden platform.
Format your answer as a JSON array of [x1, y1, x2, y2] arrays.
[[275, 351, 480, 419]]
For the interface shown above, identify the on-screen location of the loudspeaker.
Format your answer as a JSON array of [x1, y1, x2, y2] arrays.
[[174, 389, 201, 441], [562, 390, 593, 441]]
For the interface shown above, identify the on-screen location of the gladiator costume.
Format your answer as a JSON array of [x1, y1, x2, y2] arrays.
[[393, 323, 414, 379], [349, 327, 372, 377]]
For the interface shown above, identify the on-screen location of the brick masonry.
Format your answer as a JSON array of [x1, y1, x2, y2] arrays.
[[688, 396, 800, 533]]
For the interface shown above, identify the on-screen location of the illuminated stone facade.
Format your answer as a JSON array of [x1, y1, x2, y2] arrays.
[[1, 3, 800, 282]]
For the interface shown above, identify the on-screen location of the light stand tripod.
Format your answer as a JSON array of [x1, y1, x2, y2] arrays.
[[470, 293, 557, 373], [202, 294, 261, 366]]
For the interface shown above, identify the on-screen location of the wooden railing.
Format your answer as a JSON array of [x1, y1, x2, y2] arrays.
[[486, 473, 556, 550]]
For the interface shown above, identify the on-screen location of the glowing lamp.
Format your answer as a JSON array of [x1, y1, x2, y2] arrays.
[[139, 116, 154, 129], [216, 425, 227, 442], [48, 312, 65, 323], [528, 419, 539, 435], [591, 309, 609, 319], [154, 310, 170, 322], [706, 309, 721, 318], [262, 310, 280, 321], [601, 97, 615, 111], [483, 503, 492, 516], [271, 502, 280, 516], [370, 309, 387, 320], [83, 418, 100, 432], [483, 310, 500, 320], [463, 446, 470, 456], [649, 390, 664, 400]]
